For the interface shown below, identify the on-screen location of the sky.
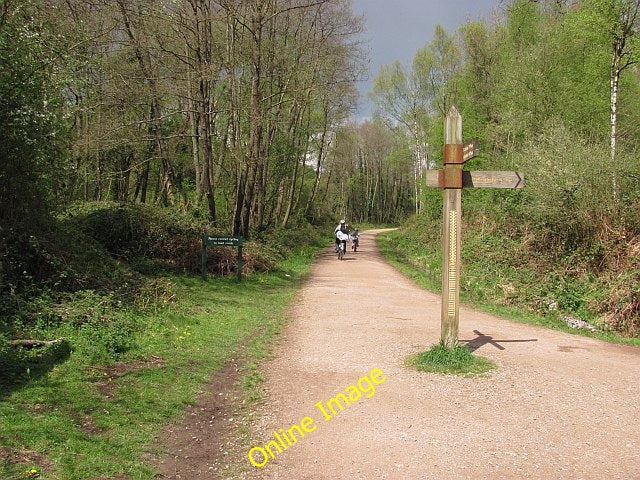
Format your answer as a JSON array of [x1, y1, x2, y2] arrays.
[[351, 0, 502, 119]]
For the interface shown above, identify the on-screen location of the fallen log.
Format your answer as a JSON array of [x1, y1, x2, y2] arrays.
[[9, 338, 66, 349]]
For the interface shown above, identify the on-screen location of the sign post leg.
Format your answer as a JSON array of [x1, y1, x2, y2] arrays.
[[440, 106, 463, 348], [441, 188, 461, 347], [201, 240, 207, 280], [237, 245, 243, 281]]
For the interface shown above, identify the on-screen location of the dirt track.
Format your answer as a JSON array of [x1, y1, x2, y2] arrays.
[[235, 229, 640, 480], [156, 229, 640, 479]]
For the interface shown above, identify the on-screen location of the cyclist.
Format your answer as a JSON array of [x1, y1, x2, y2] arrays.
[[334, 219, 349, 253], [350, 228, 359, 251]]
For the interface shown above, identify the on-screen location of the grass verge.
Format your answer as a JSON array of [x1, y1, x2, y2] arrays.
[[0, 246, 320, 480], [406, 343, 496, 376], [376, 229, 640, 347]]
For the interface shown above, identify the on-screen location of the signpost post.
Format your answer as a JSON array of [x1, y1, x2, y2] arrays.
[[440, 107, 463, 348], [201, 236, 244, 281], [427, 106, 524, 348]]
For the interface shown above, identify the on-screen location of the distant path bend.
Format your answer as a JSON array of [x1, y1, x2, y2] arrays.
[[242, 228, 640, 480]]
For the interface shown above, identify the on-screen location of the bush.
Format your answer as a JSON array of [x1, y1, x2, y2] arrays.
[[0, 226, 77, 297], [510, 121, 637, 256], [254, 219, 327, 255], [73, 317, 136, 364], [61, 202, 212, 266]]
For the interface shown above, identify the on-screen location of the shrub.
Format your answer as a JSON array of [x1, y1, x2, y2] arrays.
[[407, 342, 496, 376]]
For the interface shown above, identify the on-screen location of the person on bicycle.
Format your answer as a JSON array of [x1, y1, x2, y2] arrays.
[[334, 219, 349, 253], [350, 228, 359, 250]]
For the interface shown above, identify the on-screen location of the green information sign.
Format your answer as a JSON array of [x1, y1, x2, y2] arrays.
[[203, 236, 244, 247], [201, 236, 244, 281]]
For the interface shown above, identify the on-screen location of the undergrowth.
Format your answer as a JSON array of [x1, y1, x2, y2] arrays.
[[377, 213, 640, 343], [0, 202, 330, 479]]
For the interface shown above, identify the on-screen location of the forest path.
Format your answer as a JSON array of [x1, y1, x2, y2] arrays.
[[236, 228, 640, 479]]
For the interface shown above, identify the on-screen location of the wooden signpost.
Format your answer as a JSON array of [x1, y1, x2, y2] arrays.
[[427, 107, 524, 348]]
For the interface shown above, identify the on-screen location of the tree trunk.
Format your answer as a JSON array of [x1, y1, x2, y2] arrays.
[[281, 107, 305, 227], [135, 127, 153, 204], [609, 0, 640, 201], [233, 164, 248, 236], [281, 155, 299, 228], [611, 46, 621, 200], [118, 0, 179, 206], [200, 76, 217, 223], [294, 109, 312, 214], [274, 178, 285, 223], [188, 78, 202, 204], [238, 5, 265, 239], [197, 0, 217, 223], [241, 162, 258, 237], [305, 103, 329, 216]]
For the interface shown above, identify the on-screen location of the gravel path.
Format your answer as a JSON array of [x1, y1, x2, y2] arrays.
[[240, 229, 640, 480]]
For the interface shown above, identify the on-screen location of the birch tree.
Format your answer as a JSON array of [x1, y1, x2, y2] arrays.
[[608, 0, 639, 196]]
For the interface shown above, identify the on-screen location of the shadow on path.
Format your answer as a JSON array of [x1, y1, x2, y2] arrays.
[[461, 329, 538, 352]]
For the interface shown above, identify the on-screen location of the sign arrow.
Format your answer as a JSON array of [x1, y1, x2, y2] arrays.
[[462, 171, 524, 189], [462, 139, 479, 162], [426, 170, 524, 189]]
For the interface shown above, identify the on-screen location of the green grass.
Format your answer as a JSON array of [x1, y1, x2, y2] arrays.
[[377, 227, 640, 347], [406, 343, 496, 376], [0, 247, 319, 480]]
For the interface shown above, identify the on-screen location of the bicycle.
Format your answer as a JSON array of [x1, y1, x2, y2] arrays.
[[335, 231, 349, 260]]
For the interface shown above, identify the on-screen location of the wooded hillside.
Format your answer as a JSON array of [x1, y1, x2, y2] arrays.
[[1, 0, 418, 237], [4, 2, 640, 477], [367, 0, 640, 335], [2, 0, 640, 336]]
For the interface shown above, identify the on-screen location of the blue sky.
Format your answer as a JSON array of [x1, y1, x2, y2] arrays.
[[351, 0, 501, 119]]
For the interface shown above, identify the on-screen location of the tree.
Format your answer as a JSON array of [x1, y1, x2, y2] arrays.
[[370, 25, 461, 215], [0, 0, 66, 225], [1, 0, 375, 237], [370, 61, 429, 214], [561, 0, 640, 199], [607, 0, 640, 191], [414, 25, 462, 118], [328, 121, 413, 224]]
